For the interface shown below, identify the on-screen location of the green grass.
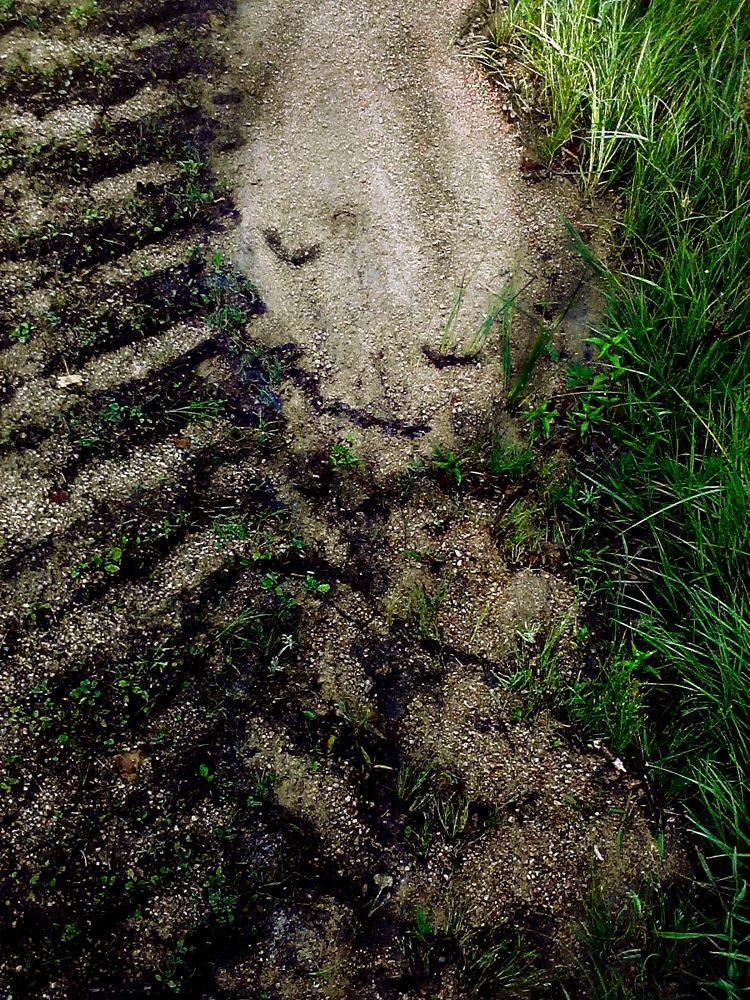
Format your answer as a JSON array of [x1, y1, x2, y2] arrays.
[[396, 765, 470, 855], [440, 274, 469, 354], [407, 902, 550, 994], [565, 640, 653, 755], [572, 875, 700, 999], [481, 0, 750, 994]]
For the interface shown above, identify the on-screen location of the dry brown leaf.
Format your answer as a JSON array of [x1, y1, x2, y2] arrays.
[[48, 487, 70, 506], [114, 749, 145, 783]]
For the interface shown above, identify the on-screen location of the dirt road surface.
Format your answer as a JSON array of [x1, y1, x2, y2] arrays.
[[203, 3, 680, 996], [0, 2, 684, 995]]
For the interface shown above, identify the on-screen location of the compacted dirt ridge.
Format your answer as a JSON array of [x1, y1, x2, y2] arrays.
[[0, 1, 687, 997]]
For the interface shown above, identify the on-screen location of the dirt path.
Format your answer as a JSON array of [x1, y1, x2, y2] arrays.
[[227, 0, 595, 463], [200, 4, 680, 997]]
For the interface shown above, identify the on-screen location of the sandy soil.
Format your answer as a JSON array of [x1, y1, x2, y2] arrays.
[[226, 0, 601, 466]]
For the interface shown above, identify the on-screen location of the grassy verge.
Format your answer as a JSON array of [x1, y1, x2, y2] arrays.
[[481, 0, 750, 994]]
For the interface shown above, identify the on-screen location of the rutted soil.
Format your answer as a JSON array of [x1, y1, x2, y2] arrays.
[[0, 1, 689, 998]]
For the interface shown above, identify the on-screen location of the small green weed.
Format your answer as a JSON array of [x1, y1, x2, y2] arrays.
[[85, 56, 112, 76], [71, 534, 128, 578], [496, 618, 569, 720], [155, 937, 190, 992], [304, 573, 330, 595], [204, 867, 238, 926], [70, 678, 102, 713], [440, 274, 469, 355], [6, 680, 56, 738], [100, 401, 145, 425], [217, 590, 297, 670], [212, 515, 250, 546], [330, 433, 362, 469], [165, 399, 224, 424], [247, 769, 278, 808], [495, 496, 545, 565], [522, 399, 557, 441], [68, 2, 99, 24], [208, 303, 247, 331], [484, 435, 534, 480], [397, 766, 470, 855], [507, 326, 552, 406], [431, 445, 465, 486], [9, 321, 32, 344], [387, 578, 447, 644]]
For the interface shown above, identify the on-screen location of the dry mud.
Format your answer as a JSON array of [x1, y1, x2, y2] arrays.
[[0, 1, 688, 997]]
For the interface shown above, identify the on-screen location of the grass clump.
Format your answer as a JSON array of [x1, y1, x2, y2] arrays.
[[396, 765, 470, 855], [573, 876, 700, 999], [482, 0, 750, 993], [565, 641, 653, 756], [407, 903, 550, 995]]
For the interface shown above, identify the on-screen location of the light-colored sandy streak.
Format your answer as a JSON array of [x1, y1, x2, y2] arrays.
[[228, 0, 596, 456]]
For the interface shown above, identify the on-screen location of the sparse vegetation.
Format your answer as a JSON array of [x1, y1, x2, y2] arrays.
[[406, 903, 552, 996], [0, 2, 306, 994], [496, 617, 569, 721], [396, 765, 471, 855], [329, 431, 362, 469], [386, 577, 447, 644]]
